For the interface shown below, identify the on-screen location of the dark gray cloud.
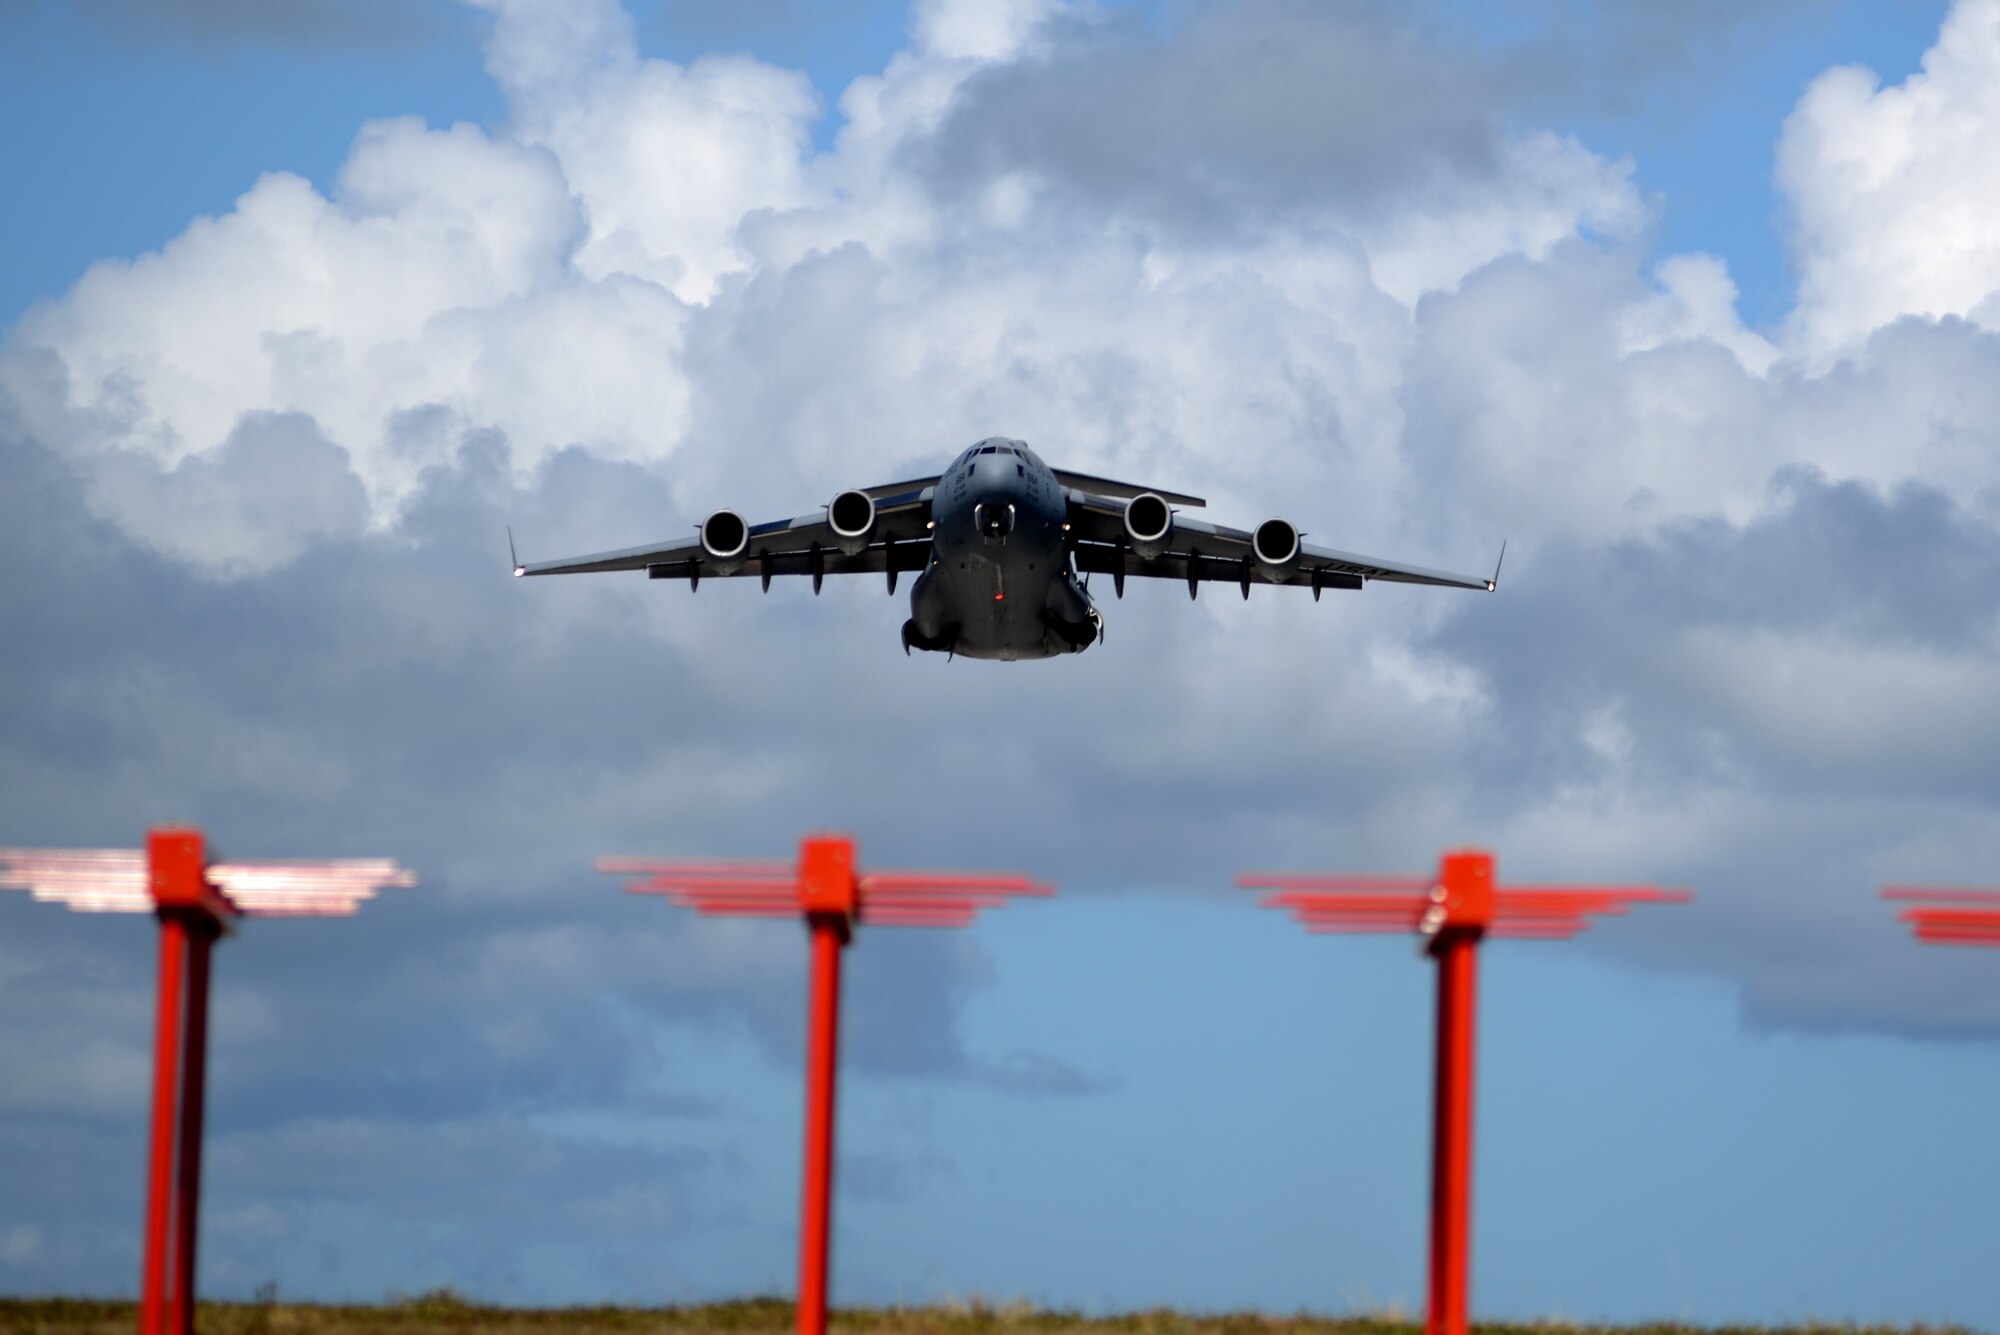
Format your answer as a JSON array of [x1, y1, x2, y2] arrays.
[[4, 0, 1997, 1312], [90, 412, 373, 573], [908, 0, 1826, 240], [913, 1, 1504, 236], [0, 1110, 718, 1301], [1434, 466, 2000, 800], [1471, 0, 1833, 118], [1424, 463, 2000, 1032], [0, 421, 1113, 1299]]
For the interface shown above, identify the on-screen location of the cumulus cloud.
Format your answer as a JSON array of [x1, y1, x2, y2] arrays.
[[6, 0, 2000, 1306], [0, 0, 1660, 575], [1780, 0, 2000, 359], [909, 0, 1646, 302]]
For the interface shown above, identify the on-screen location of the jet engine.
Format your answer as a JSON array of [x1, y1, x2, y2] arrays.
[[828, 489, 876, 556], [700, 509, 751, 574], [1253, 517, 1302, 580], [1252, 517, 1302, 580], [1124, 492, 1174, 560]]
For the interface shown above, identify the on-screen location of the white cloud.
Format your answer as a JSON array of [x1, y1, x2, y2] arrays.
[[2, 0, 1998, 1065], [1361, 130, 1647, 305], [8, 0, 2000, 1306], [1780, 0, 2000, 359], [0, 0, 1656, 575], [475, 0, 823, 301], [1621, 254, 1779, 375], [912, 0, 1059, 63]]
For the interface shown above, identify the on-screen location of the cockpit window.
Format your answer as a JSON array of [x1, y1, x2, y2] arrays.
[[979, 445, 998, 454]]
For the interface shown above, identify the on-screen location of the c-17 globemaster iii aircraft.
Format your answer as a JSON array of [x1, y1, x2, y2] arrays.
[[514, 437, 1501, 661]]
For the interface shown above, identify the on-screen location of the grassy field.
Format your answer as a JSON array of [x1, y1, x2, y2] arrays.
[[0, 1296, 1977, 1335]]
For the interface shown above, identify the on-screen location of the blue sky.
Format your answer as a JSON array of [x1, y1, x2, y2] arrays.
[[4, 0, 2000, 1327], [0, 1, 1953, 329]]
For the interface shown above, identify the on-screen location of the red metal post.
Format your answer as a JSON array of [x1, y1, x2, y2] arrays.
[[140, 910, 188, 1335], [602, 834, 1049, 1335], [798, 914, 846, 1335], [1239, 849, 1686, 1335], [0, 827, 416, 1335], [144, 829, 211, 1335], [1425, 849, 1490, 1335], [1427, 930, 1479, 1335], [169, 920, 217, 1335]]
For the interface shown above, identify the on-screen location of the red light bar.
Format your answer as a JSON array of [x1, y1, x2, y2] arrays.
[[1883, 886, 2000, 904], [600, 842, 1050, 930], [0, 847, 417, 920], [1882, 885, 2000, 948]]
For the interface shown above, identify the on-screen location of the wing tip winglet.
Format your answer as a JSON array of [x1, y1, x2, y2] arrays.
[[509, 527, 526, 578], [1486, 539, 1506, 592]]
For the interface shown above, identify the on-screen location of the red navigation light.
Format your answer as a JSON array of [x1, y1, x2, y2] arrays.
[[1239, 848, 1690, 1335], [1, 830, 416, 1335], [1883, 885, 2000, 946], [600, 834, 1051, 1335]]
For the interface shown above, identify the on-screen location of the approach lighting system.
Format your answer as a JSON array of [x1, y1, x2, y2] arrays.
[[1238, 848, 1690, 1335], [0, 829, 417, 1335], [600, 834, 1052, 1335], [1882, 884, 2000, 946]]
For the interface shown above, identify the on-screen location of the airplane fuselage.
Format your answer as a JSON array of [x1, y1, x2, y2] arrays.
[[904, 438, 1099, 661]]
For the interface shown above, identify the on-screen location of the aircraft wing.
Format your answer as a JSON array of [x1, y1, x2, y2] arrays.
[[1065, 490, 1495, 594], [1049, 469, 1205, 507], [515, 480, 938, 581]]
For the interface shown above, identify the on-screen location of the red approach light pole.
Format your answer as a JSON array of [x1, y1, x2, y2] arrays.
[[1883, 884, 2000, 946], [0, 829, 417, 1335], [600, 834, 1052, 1335], [1239, 849, 1689, 1335]]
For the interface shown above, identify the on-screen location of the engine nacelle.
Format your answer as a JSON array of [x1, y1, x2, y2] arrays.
[[1124, 492, 1174, 561], [1253, 516, 1302, 580], [828, 489, 877, 556], [700, 509, 751, 574]]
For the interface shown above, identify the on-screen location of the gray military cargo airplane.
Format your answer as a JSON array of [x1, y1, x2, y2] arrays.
[[514, 437, 1499, 661]]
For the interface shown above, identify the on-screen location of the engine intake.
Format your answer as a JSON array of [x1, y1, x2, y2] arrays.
[[700, 509, 751, 574], [1124, 492, 1174, 560], [1253, 517, 1302, 579], [828, 489, 877, 555]]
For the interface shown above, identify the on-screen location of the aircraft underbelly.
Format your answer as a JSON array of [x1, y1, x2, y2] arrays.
[[947, 553, 1063, 661], [918, 449, 1094, 660]]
